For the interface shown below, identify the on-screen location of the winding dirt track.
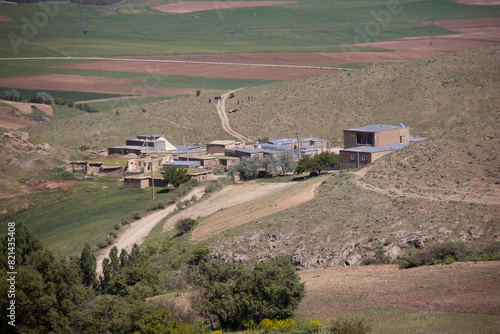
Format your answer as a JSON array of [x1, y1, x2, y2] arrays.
[[216, 89, 247, 141], [96, 186, 205, 274]]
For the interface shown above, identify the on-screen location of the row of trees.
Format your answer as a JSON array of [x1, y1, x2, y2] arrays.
[[232, 151, 339, 180]]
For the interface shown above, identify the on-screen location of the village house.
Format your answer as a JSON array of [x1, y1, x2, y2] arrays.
[[108, 134, 177, 155], [206, 140, 247, 154], [339, 123, 413, 169]]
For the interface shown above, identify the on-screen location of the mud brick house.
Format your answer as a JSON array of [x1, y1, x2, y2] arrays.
[[206, 140, 246, 154], [339, 124, 411, 169], [108, 135, 176, 155], [127, 156, 171, 173], [178, 156, 219, 168]]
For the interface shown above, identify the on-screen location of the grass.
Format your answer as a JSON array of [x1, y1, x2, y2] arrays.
[[0, 1, 499, 58], [0, 180, 175, 257], [345, 306, 500, 334]]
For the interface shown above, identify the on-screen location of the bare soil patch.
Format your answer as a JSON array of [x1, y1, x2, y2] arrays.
[[54, 61, 334, 81], [74, 96, 139, 104], [0, 106, 11, 113], [27, 179, 77, 193], [355, 17, 500, 53], [0, 74, 206, 97], [1, 101, 53, 115], [153, 1, 296, 14], [0, 114, 36, 129], [0, 15, 14, 22], [191, 178, 322, 241], [457, 0, 500, 5], [297, 262, 500, 319], [163, 182, 293, 232]]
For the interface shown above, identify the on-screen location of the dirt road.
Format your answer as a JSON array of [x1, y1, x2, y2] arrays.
[[216, 89, 247, 141], [96, 186, 205, 274]]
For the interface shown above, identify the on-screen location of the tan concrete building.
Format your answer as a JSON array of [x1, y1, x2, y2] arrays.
[[206, 140, 245, 154], [339, 124, 412, 169], [343, 124, 409, 149]]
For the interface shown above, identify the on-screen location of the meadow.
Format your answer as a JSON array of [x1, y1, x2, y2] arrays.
[[1, 180, 174, 257]]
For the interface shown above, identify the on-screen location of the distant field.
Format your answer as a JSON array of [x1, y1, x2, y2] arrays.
[[0, 0, 498, 104], [0, 181, 174, 257]]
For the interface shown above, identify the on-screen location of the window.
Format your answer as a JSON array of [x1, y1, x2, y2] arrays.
[[356, 133, 374, 145], [351, 153, 356, 160], [400, 136, 403, 143], [362, 154, 366, 161]]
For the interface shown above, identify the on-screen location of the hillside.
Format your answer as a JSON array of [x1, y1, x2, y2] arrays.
[[28, 45, 500, 149]]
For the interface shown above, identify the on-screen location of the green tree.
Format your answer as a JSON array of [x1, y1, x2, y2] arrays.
[[278, 151, 297, 176], [232, 156, 260, 180], [80, 243, 97, 288], [314, 151, 339, 172], [163, 166, 189, 188], [175, 218, 197, 235], [191, 256, 305, 330], [261, 155, 280, 177], [0, 222, 43, 269], [296, 155, 320, 174], [136, 310, 209, 334]]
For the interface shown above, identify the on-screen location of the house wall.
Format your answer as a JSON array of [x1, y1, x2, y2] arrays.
[[376, 128, 409, 146], [339, 150, 372, 169], [188, 172, 214, 182], [124, 178, 149, 189]]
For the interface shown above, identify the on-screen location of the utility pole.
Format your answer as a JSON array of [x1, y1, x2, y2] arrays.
[[294, 131, 301, 160], [430, 17, 436, 46]]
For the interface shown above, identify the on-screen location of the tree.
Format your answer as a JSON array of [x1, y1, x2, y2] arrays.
[[0, 222, 42, 269], [29, 91, 54, 105], [79, 243, 97, 288], [190, 256, 305, 330], [163, 166, 189, 188], [296, 155, 320, 174], [3, 88, 20, 101], [314, 151, 339, 172], [232, 156, 259, 180], [278, 151, 297, 176], [261, 155, 280, 177]]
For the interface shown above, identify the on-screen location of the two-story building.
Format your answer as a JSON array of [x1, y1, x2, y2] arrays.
[[339, 124, 411, 169]]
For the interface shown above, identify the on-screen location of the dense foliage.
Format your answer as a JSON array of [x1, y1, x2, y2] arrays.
[[163, 166, 189, 188], [2, 89, 20, 102], [296, 152, 339, 174], [190, 256, 305, 331]]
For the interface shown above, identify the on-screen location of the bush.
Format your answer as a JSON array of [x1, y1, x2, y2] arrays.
[[326, 318, 371, 334], [191, 195, 198, 203], [130, 211, 143, 220], [29, 92, 54, 105], [175, 218, 197, 235], [163, 194, 176, 205], [147, 201, 166, 212], [398, 241, 480, 269], [176, 201, 185, 210], [195, 89, 201, 97], [114, 223, 121, 230], [3, 89, 20, 101], [121, 216, 133, 226]]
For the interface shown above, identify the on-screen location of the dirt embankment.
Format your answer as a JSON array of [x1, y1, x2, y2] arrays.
[[191, 177, 323, 241]]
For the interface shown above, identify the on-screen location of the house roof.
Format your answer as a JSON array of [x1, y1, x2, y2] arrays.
[[341, 144, 408, 153], [344, 124, 407, 132], [163, 160, 200, 168], [172, 145, 203, 154], [208, 140, 238, 145]]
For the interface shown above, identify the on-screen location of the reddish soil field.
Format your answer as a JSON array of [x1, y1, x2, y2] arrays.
[[457, 0, 500, 5], [355, 17, 500, 53], [0, 114, 36, 129], [153, 1, 296, 14], [297, 262, 500, 320], [0, 74, 209, 97], [53, 61, 336, 81], [1, 101, 54, 115], [27, 179, 77, 192], [0, 15, 14, 22]]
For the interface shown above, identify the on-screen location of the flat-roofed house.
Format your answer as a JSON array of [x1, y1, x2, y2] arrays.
[[339, 124, 412, 169]]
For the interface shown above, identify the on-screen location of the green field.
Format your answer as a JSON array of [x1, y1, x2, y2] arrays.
[[0, 0, 499, 58], [0, 181, 173, 257]]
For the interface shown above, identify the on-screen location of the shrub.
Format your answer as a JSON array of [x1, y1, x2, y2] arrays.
[[175, 218, 197, 235], [183, 199, 190, 207], [130, 211, 143, 220], [326, 317, 371, 334], [195, 89, 201, 96], [191, 195, 198, 203], [398, 241, 478, 269], [29, 92, 54, 105], [176, 201, 185, 210], [147, 201, 166, 212], [164, 194, 176, 205], [3, 89, 20, 101], [121, 216, 133, 226], [114, 223, 121, 230]]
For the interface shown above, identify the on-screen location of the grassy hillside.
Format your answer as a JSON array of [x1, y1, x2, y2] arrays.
[[0, 0, 499, 57]]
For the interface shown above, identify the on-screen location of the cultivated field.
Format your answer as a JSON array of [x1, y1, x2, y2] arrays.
[[0, 0, 499, 106]]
